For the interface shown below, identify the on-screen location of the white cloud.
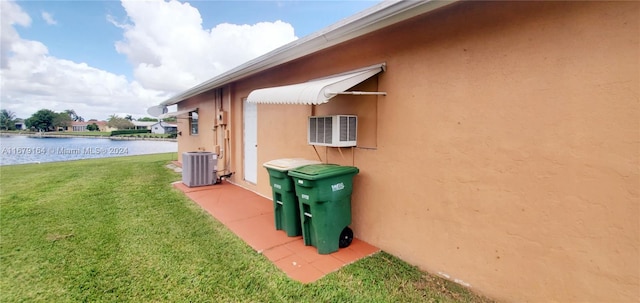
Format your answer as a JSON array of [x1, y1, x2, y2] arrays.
[[0, 0, 298, 121], [41, 11, 57, 25], [0, 1, 167, 120], [1, 0, 31, 69], [113, 0, 298, 92]]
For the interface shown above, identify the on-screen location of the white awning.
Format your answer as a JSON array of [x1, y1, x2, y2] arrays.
[[247, 63, 386, 104], [158, 107, 198, 119]]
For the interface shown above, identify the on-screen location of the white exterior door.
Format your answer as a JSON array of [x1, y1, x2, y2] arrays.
[[243, 99, 258, 184]]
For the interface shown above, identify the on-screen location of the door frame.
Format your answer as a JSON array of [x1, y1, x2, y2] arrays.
[[242, 98, 258, 184]]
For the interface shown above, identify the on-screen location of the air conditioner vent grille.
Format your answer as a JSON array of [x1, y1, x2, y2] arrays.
[[339, 116, 357, 142], [308, 115, 357, 147], [323, 117, 332, 143], [309, 118, 317, 143]]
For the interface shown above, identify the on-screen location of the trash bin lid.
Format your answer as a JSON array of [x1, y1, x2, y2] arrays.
[[288, 164, 359, 180], [263, 158, 321, 172]]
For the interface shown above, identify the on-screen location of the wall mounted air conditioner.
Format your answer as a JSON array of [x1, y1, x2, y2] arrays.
[[182, 152, 217, 187], [308, 115, 357, 147]]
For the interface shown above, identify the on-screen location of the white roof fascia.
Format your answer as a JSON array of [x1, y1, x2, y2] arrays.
[[159, 0, 457, 106]]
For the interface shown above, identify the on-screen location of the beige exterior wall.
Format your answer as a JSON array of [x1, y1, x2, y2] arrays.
[[177, 2, 639, 301]]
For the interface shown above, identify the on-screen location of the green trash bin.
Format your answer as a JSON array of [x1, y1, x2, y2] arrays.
[[263, 159, 321, 236], [288, 164, 359, 254]]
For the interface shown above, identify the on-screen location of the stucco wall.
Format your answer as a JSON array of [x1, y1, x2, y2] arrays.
[[363, 2, 639, 301], [185, 1, 639, 301], [176, 89, 233, 175]]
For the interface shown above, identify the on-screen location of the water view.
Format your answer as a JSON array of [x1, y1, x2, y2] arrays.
[[0, 135, 177, 165]]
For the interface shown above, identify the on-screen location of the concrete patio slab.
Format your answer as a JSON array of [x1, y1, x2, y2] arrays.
[[171, 180, 380, 283]]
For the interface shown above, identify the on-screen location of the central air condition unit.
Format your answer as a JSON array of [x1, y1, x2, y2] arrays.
[[308, 115, 357, 147], [182, 152, 217, 187]]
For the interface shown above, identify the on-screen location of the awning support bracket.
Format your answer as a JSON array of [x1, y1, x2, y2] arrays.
[[327, 91, 387, 96]]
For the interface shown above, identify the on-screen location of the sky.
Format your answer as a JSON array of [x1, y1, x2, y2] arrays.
[[0, 0, 380, 121]]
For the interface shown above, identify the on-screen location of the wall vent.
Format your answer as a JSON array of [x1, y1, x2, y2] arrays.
[[182, 152, 217, 187], [308, 115, 357, 147]]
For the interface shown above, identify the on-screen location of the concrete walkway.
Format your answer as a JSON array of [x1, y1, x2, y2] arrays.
[[172, 180, 379, 283]]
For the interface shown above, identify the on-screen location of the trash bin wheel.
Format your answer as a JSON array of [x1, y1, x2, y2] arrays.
[[339, 227, 353, 248]]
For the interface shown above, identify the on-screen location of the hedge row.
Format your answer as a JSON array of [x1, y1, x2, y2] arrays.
[[110, 129, 151, 136]]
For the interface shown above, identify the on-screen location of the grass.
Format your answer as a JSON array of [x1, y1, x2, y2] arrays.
[[0, 154, 494, 302], [59, 131, 112, 136], [57, 131, 174, 139], [1, 131, 111, 136], [1, 131, 174, 139], [118, 133, 175, 139]]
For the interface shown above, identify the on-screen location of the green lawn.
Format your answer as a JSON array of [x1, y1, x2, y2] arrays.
[[117, 133, 175, 139], [0, 154, 493, 302], [57, 131, 174, 139], [1, 131, 173, 139], [59, 131, 112, 136]]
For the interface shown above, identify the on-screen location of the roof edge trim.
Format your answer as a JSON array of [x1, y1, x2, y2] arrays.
[[159, 0, 457, 106]]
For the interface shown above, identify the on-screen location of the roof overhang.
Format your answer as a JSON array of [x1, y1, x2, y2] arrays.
[[158, 107, 198, 119], [247, 63, 385, 105], [155, 0, 457, 107]]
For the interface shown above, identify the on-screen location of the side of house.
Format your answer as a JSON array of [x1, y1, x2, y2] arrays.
[[13, 118, 25, 130], [151, 122, 177, 134], [69, 121, 114, 132], [131, 121, 156, 130], [158, 2, 639, 301]]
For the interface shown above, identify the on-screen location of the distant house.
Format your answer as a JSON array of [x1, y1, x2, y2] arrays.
[[70, 121, 114, 132], [131, 121, 156, 130], [14, 119, 24, 130], [71, 121, 88, 132], [150, 122, 177, 134]]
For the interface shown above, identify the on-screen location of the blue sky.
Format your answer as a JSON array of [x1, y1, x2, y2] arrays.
[[1, 0, 379, 120]]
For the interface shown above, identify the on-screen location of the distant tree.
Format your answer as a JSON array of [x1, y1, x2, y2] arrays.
[[0, 109, 16, 130], [86, 123, 99, 131], [53, 112, 72, 130], [64, 109, 84, 122], [124, 115, 135, 121], [137, 117, 158, 122], [107, 115, 134, 130], [26, 109, 56, 131], [162, 117, 177, 123]]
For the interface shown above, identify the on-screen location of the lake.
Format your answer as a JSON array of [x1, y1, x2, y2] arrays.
[[0, 135, 177, 166]]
